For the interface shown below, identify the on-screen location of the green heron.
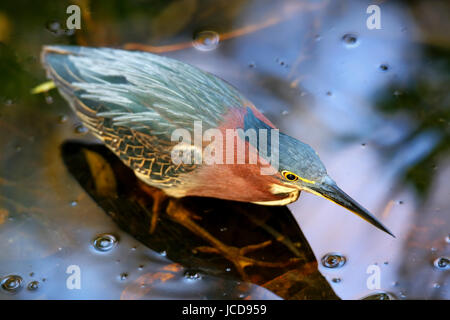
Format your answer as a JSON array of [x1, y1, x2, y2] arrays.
[[41, 45, 394, 239]]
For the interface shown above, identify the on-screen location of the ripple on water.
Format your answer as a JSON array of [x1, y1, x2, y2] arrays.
[[1, 275, 23, 293], [321, 253, 347, 269], [342, 33, 359, 48], [92, 233, 118, 252], [193, 31, 220, 51], [433, 257, 449, 270]]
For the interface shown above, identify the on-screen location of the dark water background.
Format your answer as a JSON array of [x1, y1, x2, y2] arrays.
[[0, 0, 449, 299]]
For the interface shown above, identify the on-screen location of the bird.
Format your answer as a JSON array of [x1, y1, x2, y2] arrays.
[[41, 45, 394, 238]]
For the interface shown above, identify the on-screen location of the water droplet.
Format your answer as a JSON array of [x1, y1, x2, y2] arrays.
[[433, 257, 449, 270], [321, 253, 346, 268], [70, 200, 78, 207], [92, 233, 118, 252], [393, 90, 402, 97], [46, 21, 64, 35], [4, 98, 15, 106], [445, 235, 450, 244], [433, 283, 441, 289], [27, 281, 39, 291], [120, 273, 128, 281], [275, 58, 287, 67], [160, 250, 167, 257], [248, 62, 255, 68], [361, 292, 395, 300], [58, 114, 68, 123], [75, 125, 88, 134], [45, 95, 53, 104], [331, 278, 341, 283], [398, 200, 404, 205], [379, 64, 389, 71], [138, 265, 144, 271], [193, 31, 220, 51], [225, 267, 231, 272], [342, 33, 359, 47], [361, 143, 366, 147], [184, 270, 201, 280], [1, 275, 23, 293], [219, 227, 227, 232], [281, 110, 289, 116]]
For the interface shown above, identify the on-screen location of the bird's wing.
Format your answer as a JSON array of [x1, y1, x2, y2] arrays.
[[41, 45, 248, 137], [41, 46, 249, 188]]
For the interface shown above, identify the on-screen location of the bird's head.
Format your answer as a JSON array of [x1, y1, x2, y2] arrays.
[[274, 133, 394, 237]]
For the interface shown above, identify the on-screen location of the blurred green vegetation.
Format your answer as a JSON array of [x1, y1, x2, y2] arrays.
[[375, 45, 450, 199]]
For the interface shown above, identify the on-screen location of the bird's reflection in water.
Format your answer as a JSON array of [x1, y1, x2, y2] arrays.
[[61, 141, 338, 299]]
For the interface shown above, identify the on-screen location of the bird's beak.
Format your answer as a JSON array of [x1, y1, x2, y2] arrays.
[[307, 177, 395, 237]]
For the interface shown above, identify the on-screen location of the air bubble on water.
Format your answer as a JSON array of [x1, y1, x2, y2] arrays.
[[331, 278, 341, 283], [1, 275, 23, 293], [184, 270, 201, 280], [46, 21, 64, 35], [433, 257, 449, 270], [393, 90, 402, 97], [321, 253, 346, 269], [58, 114, 68, 123], [379, 64, 389, 71], [342, 33, 359, 48], [75, 125, 88, 135], [193, 31, 220, 51], [276, 58, 287, 67], [45, 95, 53, 104], [27, 281, 39, 291], [92, 233, 118, 252], [4, 99, 15, 106], [361, 291, 395, 300]]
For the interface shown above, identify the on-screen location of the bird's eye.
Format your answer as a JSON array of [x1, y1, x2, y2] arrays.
[[281, 171, 299, 182]]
